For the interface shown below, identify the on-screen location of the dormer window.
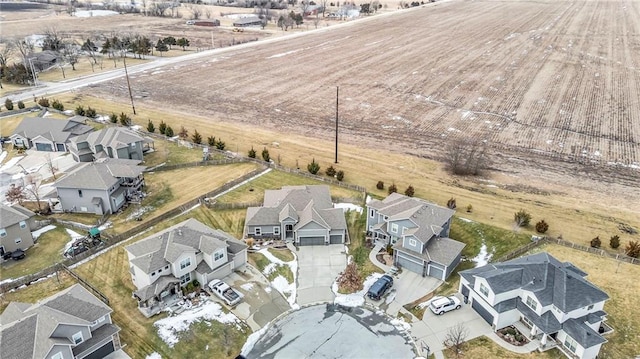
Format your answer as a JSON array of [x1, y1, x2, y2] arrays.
[[72, 331, 84, 344], [479, 283, 489, 297], [525, 296, 538, 311], [180, 257, 191, 270], [214, 249, 224, 261], [369, 209, 375, 218]]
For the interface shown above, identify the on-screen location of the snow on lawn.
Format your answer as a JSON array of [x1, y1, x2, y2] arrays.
[[63, 229, 85, 253], [146, 353, 162, 359], [0, 156, 23, 172], [241, 322, 270, 356], [31, 225, 56, 239], [334, 203, 363, 213], [473, 243, 492, 267], [154, 301, 241, 348], [332, 272, 382, 307], [390, 318, 411, 332], [258, 248, 298, 308], [74, 10, 118, 17], [0, 151, 7, 164]]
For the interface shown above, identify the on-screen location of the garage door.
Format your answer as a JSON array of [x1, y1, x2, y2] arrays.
[[461, 284, 470, 299], [35, 143, 53, 151], [472, 299, 494, 325], [428, 265, 444, 280], [299, 236, 325, 246], [82, 341, 115, 359], [329, 235, 343, 244], [396, 255, 424, 275]]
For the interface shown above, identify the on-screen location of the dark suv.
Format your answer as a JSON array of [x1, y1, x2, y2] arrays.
[[367, 275, 394, 300]]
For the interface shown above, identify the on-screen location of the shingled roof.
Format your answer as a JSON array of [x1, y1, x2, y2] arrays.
[[11, 117, 93, 144], [55, 158, 145, 190], [0, 203, 35, 228]]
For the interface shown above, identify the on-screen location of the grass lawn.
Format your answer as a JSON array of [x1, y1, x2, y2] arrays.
[[445, 336, 562, 359], [214, 169, 363, 205], [0, 112, 31, 137], [344, 210, 382, 292], [0, 271, 77, 312], [248, 252, 294, 283], [267, 248, 295, 262], [36, 56, 148, 82], [142, 138, 222, 167], [0, 226, 71, 280]]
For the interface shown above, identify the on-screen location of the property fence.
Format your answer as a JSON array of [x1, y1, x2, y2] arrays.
[[494, 236, 639, 265], [60, 264, 110, 305], [205, 201, 263, 210]]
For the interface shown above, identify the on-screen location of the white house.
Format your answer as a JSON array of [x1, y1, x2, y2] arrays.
[[459, 252, 610, 359]]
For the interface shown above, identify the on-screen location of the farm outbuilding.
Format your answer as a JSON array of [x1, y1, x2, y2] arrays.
[[195, 19, 220, 27], [232, 16, 263, 27]]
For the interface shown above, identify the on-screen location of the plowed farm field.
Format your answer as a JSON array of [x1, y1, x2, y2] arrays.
[[89, 0, 640, 169]]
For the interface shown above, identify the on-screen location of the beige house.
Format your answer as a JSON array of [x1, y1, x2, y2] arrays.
[[0, 203, 36, 256]]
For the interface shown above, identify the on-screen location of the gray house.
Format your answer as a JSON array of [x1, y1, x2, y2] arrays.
[[69, 127, 153, 163], [0, 284, 123, 359], [232, 16, 263, 27], [125, 218, 248, 317], [366, 193, 465, 280], [459, 253, 610, 359], [245, 185, 348, 246], [10, 117, 94, 152], [54, 158, 145, 215], [0, 203, 36, 257]]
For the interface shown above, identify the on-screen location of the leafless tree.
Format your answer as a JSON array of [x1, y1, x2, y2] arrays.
[[320, 0, 328, 17], [0, 42, 15, 67], [444, 138, 491, 176], [443, 323, 468, 358], [22, 174, 44, 213], [13, 38, 34, 64], [42, 27, 66, 51], [141, 0, 148, 16], [204, 8, 212, 19], [45, 154, 59, 180], [62, 42, 80, 70], [191, 6, 202, 20], [5, 184, 26, 205], [313, 13, 321, 28]]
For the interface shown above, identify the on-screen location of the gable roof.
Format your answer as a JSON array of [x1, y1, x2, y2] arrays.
[[0, 203, 35, 228], [424, 237, 466, 266], [73, 127, 147, 158], [460, 252, 609, 312], [11, 117, 93, 144], [0, 284, 114, 359], [125, 218, 246, 274], [54, 158, 145, 190]]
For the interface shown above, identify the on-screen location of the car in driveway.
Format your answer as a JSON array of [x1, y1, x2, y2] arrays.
[[429, 296, 462, 315], [367, 275, 394, 300]]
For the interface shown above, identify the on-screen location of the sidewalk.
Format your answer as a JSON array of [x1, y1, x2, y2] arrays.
[[369, 243, 392, 272], [485, 332, 540, 353]]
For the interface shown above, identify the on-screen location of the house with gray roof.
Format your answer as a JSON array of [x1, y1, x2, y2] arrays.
[[10, 117, 94, 152], [459, 252, 610, 359], [244, 185, 348, 246], [232, 16, 263, 27], [69, 127, 153, 163], [366, 193, 465, 280], [54, 158, 145, 215], [0, 203, 36, 257], [0, 284, 123, 359], [125, 218, 247, 317]]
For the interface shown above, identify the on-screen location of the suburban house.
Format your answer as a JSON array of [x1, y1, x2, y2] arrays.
[[0, 284, 123, 359], [125, 218, 248, 317], [0, 203, 36, 257], [10, 117, 94, 152], [54, 158, 145, 215], [244, 185, 348, 246], [366, 193, 465, 280], [459, 252, 610, 359], [69, 127, 153, 163]]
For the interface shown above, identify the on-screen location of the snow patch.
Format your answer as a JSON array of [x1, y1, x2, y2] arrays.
[[258, 248, 298, 307], [390, 318, 411, 332], [268, 50, 299, 59], [241, 322, 270, 356], [31, 225, 56, 239], [240, 283, 255, 292], [146, 353, 162, 359], [334, 203, 363, 213], [459, 218, 474, 223], [332, 273, 382, 307], [473, 243, 492, 267], [73, 10, 118, 17], [0, 156, 24, 172]]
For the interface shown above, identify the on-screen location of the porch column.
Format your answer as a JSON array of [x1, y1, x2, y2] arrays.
[[530, 324, 537, 338], [540, 333, 548, 346]]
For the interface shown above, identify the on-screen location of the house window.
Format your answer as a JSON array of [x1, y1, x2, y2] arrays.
[[19, 221, 27, 229], [587, 304, 594, 310], [52, 353, 63, 359], [409, 238, 417, 247], [479, 283, 489, 297], [0, 229, 6, 238], [369, 209, 375, 218], [274, 226, 280, 235], [214, 250, 224, 261], [72, 331, 84, 344], [15, 239, 22, 244], [391, 237, 397, 244], [78, 190, 83, 198], [391, 223, 398, 233], [563, 336, 578, 353], [255, 227, 261, 236], [180, 257, 191, 270], [180, 272, 191, 285], [526, 296, 538, 311]]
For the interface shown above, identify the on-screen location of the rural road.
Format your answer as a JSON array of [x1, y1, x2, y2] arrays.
[[1, 3, 438, 104]]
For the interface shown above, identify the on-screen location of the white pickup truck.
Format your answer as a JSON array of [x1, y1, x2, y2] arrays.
[[208, 279, 243, 307]]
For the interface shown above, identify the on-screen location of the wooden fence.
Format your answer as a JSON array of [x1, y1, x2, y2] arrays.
[[60, 264, 110, 305]]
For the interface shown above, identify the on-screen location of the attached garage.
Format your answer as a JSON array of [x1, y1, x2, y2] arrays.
[[82, 341, 115, 359], [427, 264, 444, 280], [329, 234, 343, 244], [461, 284, 470, 299], [395, 253, 424, 275], [472, 299, 494, 325], [35, 143, 53, 151], [298, 236, 326, 246]]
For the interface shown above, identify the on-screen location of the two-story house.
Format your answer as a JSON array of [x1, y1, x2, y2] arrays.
[[0, 284, 123, 359], [244, 185, 348, 246], [0, 203, 36, 257], [54, 158, 145, 215], [125, 218, 248, 317], [459, 252, 610, 359], [69, 127, 153, 162], [10, 117, 94, 152], [366, 193, 465, 280]]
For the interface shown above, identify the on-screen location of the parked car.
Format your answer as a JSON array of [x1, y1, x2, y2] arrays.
[[208, 279, 243, 307], [429, 296, 462, 315], [367, 275, 394, 300]]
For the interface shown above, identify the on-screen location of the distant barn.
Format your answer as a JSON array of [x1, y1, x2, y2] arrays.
[[233, 16, 263, 27], [195, 19, 220, 27]]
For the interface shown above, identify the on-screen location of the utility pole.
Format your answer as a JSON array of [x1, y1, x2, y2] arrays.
[[123, 55, 136, 115], [335, 86, 339, 164]]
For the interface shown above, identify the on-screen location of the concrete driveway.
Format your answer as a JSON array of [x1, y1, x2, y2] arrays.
[[384, 270, 442, 315], [295, 245, 347, 305], [410, 294, 491, 353]]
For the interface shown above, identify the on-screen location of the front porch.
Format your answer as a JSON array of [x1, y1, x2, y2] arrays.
[[133, 277, 182, 318], [511, 319, 559, 352]]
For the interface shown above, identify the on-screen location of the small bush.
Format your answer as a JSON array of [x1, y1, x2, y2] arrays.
[[38, 98, 50, 107], [609, 235, 620, 249], [466, 204, 473, 213], [147, 120, 155, 133], [307, 158, 320, 175], [535, 220, 549, 234], [590, 236, 601, 248], [404, 185, 415, 197], [388, 183, 398, 194], [4, 99, 14, 111], [215, 140, 225, 150], [165, 126, 174, 137], [336, 170, 344, 181], [75, 105, 86, 116], [376, 181, 384, 190], [158, 120, 167, 134], [119, 112, 131, 126], [261, 147, 270, 162], [51, 99, 64, 111], [109, 113, 118, 123], [514, 209, 531, 227], [207, 136, 216, 146], [248, 147, 256, 158], [326, 165, 336, 177], [447, 198, 456, 209], [192, 129, 202, 144], [17, 101, 25, 109], [626, 240, 640, 258], [85, 107, 97, 118]]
